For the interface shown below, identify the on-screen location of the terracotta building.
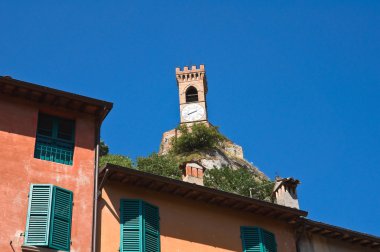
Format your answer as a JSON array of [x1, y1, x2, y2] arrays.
[[97, 165, 380, 252], [97, 164, 307, 252], [0, 76, 112, 252]]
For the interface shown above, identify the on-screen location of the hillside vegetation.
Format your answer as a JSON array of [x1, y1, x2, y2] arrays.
[[99, 124, 273, 201]]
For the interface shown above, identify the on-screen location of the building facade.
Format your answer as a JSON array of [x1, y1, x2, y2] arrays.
[[0, 76, 112, 252], [98, 165, 307, 252], [98, 165, 380, 252]]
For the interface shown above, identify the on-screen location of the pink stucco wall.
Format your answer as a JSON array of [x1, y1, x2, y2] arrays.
[[0, 96, 96, 252]]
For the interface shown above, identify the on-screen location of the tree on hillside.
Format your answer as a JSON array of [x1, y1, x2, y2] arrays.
[[99, 140, 109, 156], [204, 166, 273, 200], [99, 154, 133, 168], [171, 123, 225, 154], [136, 153, 182, 179]]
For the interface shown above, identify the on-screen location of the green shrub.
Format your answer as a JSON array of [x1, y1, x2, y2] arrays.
[[204, 166, 273, 200], [99, 140, 109, 156], [99, 154, 133, 168], [171, 123, 225, 154], [136, 153, 182, 179]]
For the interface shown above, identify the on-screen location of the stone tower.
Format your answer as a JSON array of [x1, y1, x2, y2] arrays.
[[176, 65, 208, 124], [159, 64, 244, 160]]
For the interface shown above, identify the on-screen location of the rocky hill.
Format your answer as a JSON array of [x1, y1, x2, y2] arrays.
[[159, 124, 268, 181], [177, 146, 268, 180]]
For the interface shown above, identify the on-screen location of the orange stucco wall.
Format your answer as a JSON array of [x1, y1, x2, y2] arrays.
[[0, 97, 96, 252], [98, 182, 298, 252]]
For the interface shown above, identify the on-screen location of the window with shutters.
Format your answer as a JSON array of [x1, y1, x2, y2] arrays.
[[34, 113, 75, 165], [241, 226, 277, 252], [24, 184, 73, 252], [120, 199, 160, 252]]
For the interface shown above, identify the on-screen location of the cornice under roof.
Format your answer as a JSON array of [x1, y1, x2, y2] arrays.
[[0, 76, 113, 122], [99, 164, 308, 223]]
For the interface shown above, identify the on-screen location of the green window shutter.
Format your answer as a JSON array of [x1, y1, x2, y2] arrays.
[[49, 186, 73, 251], [120, 199, 160, 252], [241, 227, 277, 252], [241, 227, 262, 252], [261, 229, 277, 252], [25, 184, 53, 246], [143, 202, 160, 252], [120, 199, 143, 252]]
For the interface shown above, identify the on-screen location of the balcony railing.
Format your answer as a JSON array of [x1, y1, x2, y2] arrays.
[[34, 135, 74, 165]]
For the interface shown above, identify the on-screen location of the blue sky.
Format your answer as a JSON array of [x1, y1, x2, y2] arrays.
[[1, 1, 379, 236]]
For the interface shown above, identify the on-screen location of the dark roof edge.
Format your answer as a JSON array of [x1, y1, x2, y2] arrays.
[[301, 218, 380, 244], [0, 76, 113, 119], [100, 164, 308, 218]]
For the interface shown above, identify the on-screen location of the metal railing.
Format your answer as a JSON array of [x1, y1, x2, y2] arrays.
[[34, 135, 74, 165]]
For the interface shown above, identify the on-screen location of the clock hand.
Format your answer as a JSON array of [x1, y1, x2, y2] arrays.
[[188, 110, 197, 115]]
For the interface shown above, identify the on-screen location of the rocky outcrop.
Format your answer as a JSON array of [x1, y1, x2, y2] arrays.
[[159, 125, 268, 181]]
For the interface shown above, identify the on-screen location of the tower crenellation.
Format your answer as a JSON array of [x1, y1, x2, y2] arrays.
[[175, 64, 205, 73], [175, 64, 207, 91]]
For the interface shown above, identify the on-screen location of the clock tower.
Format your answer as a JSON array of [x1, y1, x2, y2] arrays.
[[160, 64, 244, 159], [176, 65, 208, 124]]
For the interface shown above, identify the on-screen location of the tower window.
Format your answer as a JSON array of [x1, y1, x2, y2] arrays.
[[186, 86, 198, 103]]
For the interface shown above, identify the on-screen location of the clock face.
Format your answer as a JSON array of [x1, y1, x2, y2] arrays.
[[182, 104, 205, 122]]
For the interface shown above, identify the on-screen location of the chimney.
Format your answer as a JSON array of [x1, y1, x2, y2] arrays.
[[180, 162, 205, 186], [271, 177, 300, 209]]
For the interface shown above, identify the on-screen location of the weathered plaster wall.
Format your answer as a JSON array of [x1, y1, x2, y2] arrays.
[[98, 182, 298, 252], [0, 97, 96, 252], [298, 232, 377, 252]]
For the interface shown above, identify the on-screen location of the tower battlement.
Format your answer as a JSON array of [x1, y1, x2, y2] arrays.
[[175, 64, 205, 73], [175, 64, 207, 84]]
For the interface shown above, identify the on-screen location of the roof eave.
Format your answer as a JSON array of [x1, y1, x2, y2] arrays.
[[299, 218, 380, 248], [0, 76, 113, 121], [100, 164, 308, 222]]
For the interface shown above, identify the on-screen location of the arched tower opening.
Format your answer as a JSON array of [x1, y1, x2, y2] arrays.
[[186, 86, 198, 103]]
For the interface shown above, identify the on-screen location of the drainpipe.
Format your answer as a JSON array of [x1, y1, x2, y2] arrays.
[[91, 119, 101, 252]]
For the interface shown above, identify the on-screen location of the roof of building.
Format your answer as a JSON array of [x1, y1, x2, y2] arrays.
[[0, 76, 113, 121], [299, 218, 380, 250], [99, 164, 308, 223]]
